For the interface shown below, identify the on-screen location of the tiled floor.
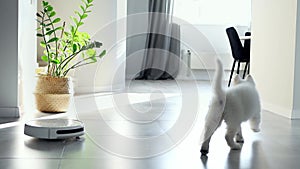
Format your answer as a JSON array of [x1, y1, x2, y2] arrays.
[[1, 80, 300, 169]]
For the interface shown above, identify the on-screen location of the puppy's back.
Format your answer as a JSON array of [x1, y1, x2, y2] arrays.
[[224, 77, 261, 123]]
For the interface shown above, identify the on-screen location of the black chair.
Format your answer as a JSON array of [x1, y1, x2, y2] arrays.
[[226, 27, 250, 87], [243, 31, 251, 78]]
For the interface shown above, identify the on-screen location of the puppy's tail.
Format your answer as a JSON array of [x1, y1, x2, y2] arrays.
[[199, 59, 226, 145], [212, 59, 225, 97]]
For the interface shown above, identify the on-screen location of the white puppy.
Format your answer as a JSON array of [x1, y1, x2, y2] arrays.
[[200, 59, 261, 155]]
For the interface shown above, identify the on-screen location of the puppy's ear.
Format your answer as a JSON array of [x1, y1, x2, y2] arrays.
[[233, 75, 241, 84], [246, 75, 256, 85]]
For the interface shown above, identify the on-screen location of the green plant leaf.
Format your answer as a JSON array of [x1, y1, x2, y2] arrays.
[[80, 5, 85, 12], [36, 12, 42, 18], [41, 55, 48, 62], [81, 14, 88, 19], [52, 18, 61, 24], [42, 1, 49, 7], [72, 44, 77, 53], [45, 27, 62, 36], [90, 56, 97, 62], [45, 29, 55, 36], [86, 10, 92, 13], [95, 41, 102, 48], [86, 49, 96, 57], [40, 41, 46, 48], [36, 33, 43, 37], [71, 16, 79, 25], [36, 19, 42, 24], [81, 52, 85, 58], [82, 1, 88, 8], [75, 11, 81, 18], [49, 11, 56, 17], [47, 37, 59, 43], [70, 26, 75, 35], [50, 58, 60, 64], [77, 43, 82, 50], [87, 0, 93, 3], [44, 23, 53, 27], [99, 50, 106, 58], [47, 5, 53, 12], [78, 22, 84, 27], [56, 27, 63, 31]]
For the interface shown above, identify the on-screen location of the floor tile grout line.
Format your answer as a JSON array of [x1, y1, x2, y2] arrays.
[[57, 140, 67, 169]]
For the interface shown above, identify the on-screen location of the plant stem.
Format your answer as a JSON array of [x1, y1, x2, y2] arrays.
[[71, 2, 91, 46], [56, 22, 66, 76], [59, 48, 83, 71], [45, 11, 59, 60], [41, 12, 51, 75], [69, 55, 96, 68], [63, 61, 95, 77]]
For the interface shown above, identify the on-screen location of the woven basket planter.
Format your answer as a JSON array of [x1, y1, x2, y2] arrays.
[[35, 76, 73, 113]]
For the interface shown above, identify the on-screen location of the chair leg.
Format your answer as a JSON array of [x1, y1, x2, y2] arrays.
[[237, 61, 241, 74], [243, 62, 249, 79], [248, 62, 250, 74], [228, 60, 236, 87]]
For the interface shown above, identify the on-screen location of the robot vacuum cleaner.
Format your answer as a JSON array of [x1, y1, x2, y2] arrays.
[[24, 119, 84, 139]]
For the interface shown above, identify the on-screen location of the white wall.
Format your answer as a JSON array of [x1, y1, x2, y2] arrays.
[[125, 0, 251, 79], [0, 0, 19, 117], [18, 0, 38, 114], [180, 24, 249, 70], [37, 0, 126, 93], [251, 0, 298, 118], [293, 0, 300, 118]]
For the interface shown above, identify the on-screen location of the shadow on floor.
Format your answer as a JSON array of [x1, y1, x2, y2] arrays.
[[0, 118, 19, 124]]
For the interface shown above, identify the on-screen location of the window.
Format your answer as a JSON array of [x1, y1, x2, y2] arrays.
[[174, 0, 251, 26]]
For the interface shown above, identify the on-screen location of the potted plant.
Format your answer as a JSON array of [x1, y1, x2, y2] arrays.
[[35, 0, 106, 112]]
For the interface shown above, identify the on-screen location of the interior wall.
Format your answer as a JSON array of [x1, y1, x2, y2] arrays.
[[37, 0, 125, 93], [181, 25, 249, 70], [0, 0, 19, 117], [125, 0, 251, 80], [18, 0, 38, 114], [293, 0, 300, 118], [251, 0, 297, 118]]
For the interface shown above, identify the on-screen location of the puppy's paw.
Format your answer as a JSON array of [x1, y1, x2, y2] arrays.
[[200, 149, 209, 156], [251, 128, 261, 132], [236, 137, 244, 143], [230, 144, 242, 150], [235, 134, 244, 143]]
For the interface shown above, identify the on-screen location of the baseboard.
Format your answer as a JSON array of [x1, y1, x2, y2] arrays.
[[0, 107, 20, 117], [262, 103, 300, 119], [126, 70, 234, 81], [262, 102, 293, 119], [74, 83, 125, 94]]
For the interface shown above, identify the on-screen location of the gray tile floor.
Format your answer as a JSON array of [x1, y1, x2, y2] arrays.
[[1, 80, 300, 169]]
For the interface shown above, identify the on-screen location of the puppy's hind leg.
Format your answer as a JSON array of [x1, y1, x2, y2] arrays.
[[225, 127, 242, 150], [235, 125, 244, 143], [200, 136, 212, 156], [200, 116, 223, 155], [249, 113, 261, 132]]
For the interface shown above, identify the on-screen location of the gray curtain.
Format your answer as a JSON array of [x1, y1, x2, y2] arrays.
[[136, 0, 180, 80]]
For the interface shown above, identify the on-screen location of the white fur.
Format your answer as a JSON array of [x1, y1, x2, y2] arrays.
[[200, 59, 261, 155]]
